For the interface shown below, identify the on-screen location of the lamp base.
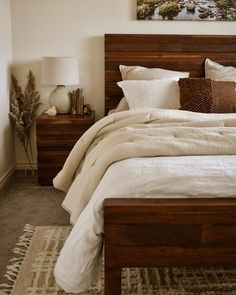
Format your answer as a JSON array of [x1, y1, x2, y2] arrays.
[[49, 85, 71, 114]]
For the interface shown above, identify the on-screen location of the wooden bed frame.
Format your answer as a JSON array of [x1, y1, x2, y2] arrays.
[[104, 34, 236, 295]]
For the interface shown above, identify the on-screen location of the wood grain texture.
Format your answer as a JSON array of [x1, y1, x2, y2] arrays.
[[104, 266, 121, 295], [36, 111, 95, 185], [104, 198, 236, 294], [104, 198, 236, 225], [105, 224, 202, 246], [105, 34, 236, 114], [105, 245, 236, 268]]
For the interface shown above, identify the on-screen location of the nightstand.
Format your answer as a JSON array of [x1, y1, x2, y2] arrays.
[[36, 111, 95, 185]]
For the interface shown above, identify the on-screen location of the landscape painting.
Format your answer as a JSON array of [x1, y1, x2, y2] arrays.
[[137, 0, 236, 21]]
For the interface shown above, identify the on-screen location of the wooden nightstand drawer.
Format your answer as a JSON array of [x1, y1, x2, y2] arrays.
[[37, 151, 69, 165], [37, 140, 77, 151], [37, 132, 84, 141], [37, 123, 92, 133], [36, 111, 95, 185]]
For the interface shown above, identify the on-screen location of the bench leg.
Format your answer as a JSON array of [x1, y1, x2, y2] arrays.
[[105, 266, 121, 295]]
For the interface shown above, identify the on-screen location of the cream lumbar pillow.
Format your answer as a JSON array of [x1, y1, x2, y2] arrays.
[[117, 79, 180, 110], [108, 97, 129, 115], [120, 65, 189, 81], [116, 97, 129, 111], [205, 58, 236, 81]]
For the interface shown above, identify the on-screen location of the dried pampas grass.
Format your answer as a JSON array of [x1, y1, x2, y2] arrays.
[[9, 71, 41, 175]]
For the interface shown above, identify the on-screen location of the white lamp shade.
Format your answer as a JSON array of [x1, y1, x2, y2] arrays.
[[41, 57, 79, 85]]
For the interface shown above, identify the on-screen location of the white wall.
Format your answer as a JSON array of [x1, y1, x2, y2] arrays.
[[11, 0, 236, 166], [0, 0, 15, 186]]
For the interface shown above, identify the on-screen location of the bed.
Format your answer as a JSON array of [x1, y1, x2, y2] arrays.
[[104, 34, 236, 295], [53, 34, 236, 294]]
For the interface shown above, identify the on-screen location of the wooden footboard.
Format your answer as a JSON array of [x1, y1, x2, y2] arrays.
[[104, 198, 236, 295]]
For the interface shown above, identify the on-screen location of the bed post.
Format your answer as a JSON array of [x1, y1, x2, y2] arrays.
[[104, 200, 122, 294], [104, 264, 121, 295]]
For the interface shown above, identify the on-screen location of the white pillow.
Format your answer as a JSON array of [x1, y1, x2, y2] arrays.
[[117, 79, 180, 110], [205, 58, 236, 81], [120, 65, 189, 81]]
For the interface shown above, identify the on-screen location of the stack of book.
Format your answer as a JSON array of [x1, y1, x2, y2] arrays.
[[70, 88, 84, 115]]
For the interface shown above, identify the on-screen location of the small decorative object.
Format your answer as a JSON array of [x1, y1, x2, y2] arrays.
[[41, 57, 79, 114], [137, 0, 236, 21], [70, 88, 84, 115], [9, 71, 41, 175], [83, 104, 92, 115], [76, 88, 84, 115], [70, 91, 77, 115], [45, 106, 57, 117]]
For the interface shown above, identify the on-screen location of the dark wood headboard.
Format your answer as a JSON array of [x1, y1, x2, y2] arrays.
[[105, 34, 236, 114]]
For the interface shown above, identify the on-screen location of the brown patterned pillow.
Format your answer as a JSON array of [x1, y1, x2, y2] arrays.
[[179, 78, 236, 113], [211, 81, 236, 113], [178, 78, 213, 113]]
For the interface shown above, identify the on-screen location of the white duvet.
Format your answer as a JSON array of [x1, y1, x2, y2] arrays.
[[53, 109, 236, 293]]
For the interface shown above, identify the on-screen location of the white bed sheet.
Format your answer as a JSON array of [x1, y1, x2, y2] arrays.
[[54, 155, 236, 293]]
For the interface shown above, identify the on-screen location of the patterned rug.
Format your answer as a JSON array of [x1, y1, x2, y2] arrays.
[[1, 225, 236, 295]]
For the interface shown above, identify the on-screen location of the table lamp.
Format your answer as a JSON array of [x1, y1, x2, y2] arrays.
[[41, 57, 79, 114]]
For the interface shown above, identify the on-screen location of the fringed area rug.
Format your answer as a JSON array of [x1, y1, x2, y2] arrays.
[[1, 225, 236, 295]]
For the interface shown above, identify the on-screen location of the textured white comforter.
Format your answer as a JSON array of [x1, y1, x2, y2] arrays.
[[53, 108, 236, 293]]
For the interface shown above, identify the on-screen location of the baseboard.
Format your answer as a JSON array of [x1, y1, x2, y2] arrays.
[[16, 162, 38, 170], [0, 164, 16, 190]]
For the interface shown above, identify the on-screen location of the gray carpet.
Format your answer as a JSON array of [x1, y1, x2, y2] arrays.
[[0, 171, 69, 280]]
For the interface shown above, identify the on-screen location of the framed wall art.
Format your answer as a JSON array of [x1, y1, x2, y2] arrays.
[[137, 0, 236, 21]]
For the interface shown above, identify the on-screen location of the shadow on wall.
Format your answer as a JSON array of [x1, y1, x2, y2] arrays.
[[0, 117, 16, 176], [87, 36, 104, 120], [11, 60, 48, 110], [131, 0, 138, 20], [0, 62, 16, 174]]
